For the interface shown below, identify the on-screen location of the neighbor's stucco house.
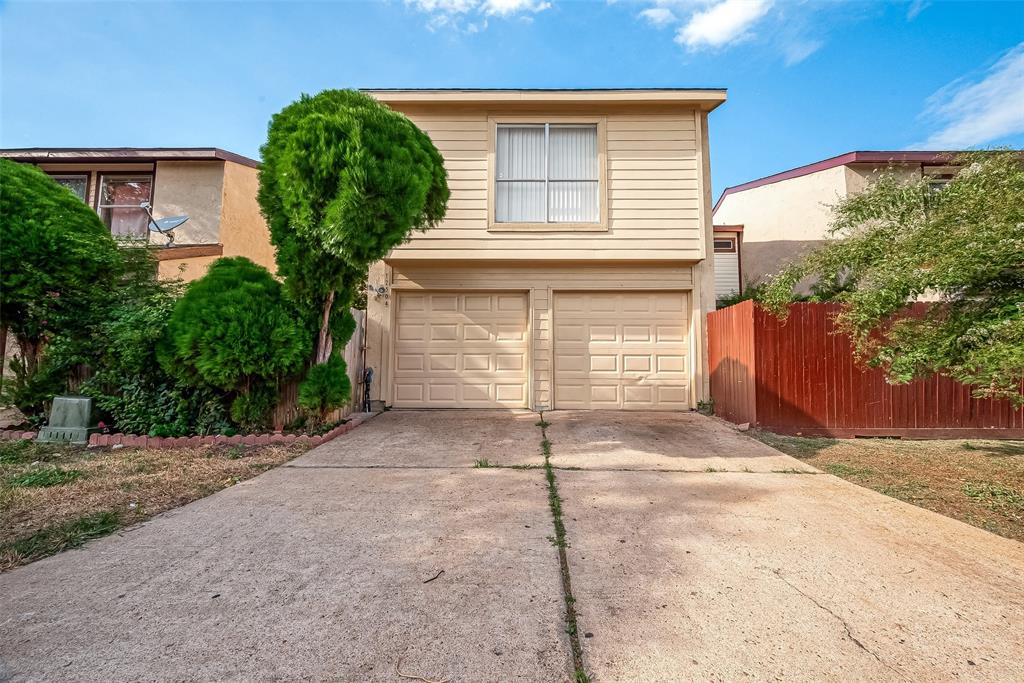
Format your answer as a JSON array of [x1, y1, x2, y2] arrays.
[[362, 88, 726, 411], [710, 151, 958, 298], [0, 147, 275, 281]]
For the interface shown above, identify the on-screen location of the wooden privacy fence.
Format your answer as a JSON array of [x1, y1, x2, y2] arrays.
[[272, 308, 365, 429], [707, 300, 1024, 438]]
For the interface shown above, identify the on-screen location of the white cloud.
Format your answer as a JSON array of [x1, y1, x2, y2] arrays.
[[406, 0, 550, 30], [407, 0, 477, 13], [906, 0, 930, 20], [917, 43, 1024, 149], [639, 6, 677, 27], [782, 38, 822, 66], [675, 0, 773, 50], [482, 0, 550, 17]]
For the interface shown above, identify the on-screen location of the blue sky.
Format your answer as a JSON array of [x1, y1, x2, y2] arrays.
[[2, 0, 1022, 198]]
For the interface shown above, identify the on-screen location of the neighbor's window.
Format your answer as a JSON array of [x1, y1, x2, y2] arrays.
[[98, 175, 153, 239], [495, 123, 599, 223], [50, 174, 89, 203], [714, 237, 737, 253]]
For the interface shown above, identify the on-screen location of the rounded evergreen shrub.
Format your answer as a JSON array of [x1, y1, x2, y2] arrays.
[[159, 257, 310, 430], [297, 351, 352, 418]]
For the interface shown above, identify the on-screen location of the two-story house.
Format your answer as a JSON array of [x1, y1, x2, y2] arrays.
[[362, 88, 726, 411], [0, 147, 275, 281], [711, 150, 960, 298]]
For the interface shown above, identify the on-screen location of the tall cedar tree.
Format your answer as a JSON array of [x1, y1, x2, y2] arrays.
[[758, 151, 1024, 406], [257, 89, 449, 365]]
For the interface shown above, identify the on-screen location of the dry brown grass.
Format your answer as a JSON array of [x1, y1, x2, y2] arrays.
[[1, 440, 308, 570], [754, 432, 1024, 542]]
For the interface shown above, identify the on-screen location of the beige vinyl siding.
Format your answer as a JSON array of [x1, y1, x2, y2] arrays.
[[386, 108, 702, 261], [368, 262, 698, 409]]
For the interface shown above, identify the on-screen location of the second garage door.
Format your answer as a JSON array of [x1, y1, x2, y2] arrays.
[[393, 291, 529, 408], [553, 291, 691, 410]]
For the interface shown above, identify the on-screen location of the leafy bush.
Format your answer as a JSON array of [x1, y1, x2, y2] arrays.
[[228, 384, 278, 431], [298, 351, 352, 419], [0, 159, 172, 422], [0, 159, 140, 416], [159, 257, 309, 430], [758, 151, 1024, 405]]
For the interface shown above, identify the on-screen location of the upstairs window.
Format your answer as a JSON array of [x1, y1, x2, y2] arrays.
[[50, 174, 89, 203], [495, 123, 599, 224], [98, 175, 153, 239]]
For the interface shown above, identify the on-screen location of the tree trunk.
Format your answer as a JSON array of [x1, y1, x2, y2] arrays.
[[0, 324, 6, 392], [314, 290, 336, 365]]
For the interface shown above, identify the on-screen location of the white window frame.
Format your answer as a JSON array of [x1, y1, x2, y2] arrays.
[[488, 115, 608, 232], [97, 173, 154, 240]]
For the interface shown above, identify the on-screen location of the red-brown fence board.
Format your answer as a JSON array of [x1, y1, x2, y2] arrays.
[[708, 301, 1024, 438]]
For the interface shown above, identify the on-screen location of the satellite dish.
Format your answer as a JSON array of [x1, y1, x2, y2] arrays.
[[141, 201, 189, 246]]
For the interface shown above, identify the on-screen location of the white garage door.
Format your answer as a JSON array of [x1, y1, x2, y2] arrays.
[[554, 292, 691, 410], [393, 291, 529, 408]]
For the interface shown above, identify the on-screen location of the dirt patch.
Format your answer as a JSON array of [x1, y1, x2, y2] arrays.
[[753, 432, 1024, 542], [0, 439, 308, 570]]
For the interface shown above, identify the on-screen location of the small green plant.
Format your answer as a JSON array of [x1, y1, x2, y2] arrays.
[[7, 467, 84, 488], [298, 351, 352, 422], [473, 458, 492, 468], [823, 463, 877, 478], [226, 445, 246, 460], [535, 419, 551, 428], [962, 481, 1024, 512], [2, 511, 120, 565], [696, 399, 714, 416]]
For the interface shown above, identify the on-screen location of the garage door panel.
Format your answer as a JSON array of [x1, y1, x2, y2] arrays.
[[554, 292, 691, 410], [393, 291, 529, 408]]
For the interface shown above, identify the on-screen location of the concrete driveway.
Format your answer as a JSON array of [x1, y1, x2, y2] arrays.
[[2, 410, 1022, 682]]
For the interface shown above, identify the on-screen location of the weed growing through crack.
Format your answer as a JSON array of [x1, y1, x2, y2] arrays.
[[537, 412, 589, 682], [473, 458, 492, 468]]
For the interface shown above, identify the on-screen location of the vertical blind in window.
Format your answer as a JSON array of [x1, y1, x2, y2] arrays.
[[495, 124, 599, 223]]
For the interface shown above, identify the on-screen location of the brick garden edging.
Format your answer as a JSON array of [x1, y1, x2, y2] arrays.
[[0, 430, 37, 441], [0, 412, 378, 449]]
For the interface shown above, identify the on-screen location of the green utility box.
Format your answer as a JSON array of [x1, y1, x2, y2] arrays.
[[36, 395, 99, 445]]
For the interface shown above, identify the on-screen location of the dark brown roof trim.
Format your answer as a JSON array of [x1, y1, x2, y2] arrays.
[[154, 244, 224, 260], [712, 150, 960, 214], [0, 147, 260, 169]]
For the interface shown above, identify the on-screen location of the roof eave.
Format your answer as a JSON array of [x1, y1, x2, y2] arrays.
[[365, 88, 727, 110], [0, 147, 260, 169], [712, 150, 965, 214]]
